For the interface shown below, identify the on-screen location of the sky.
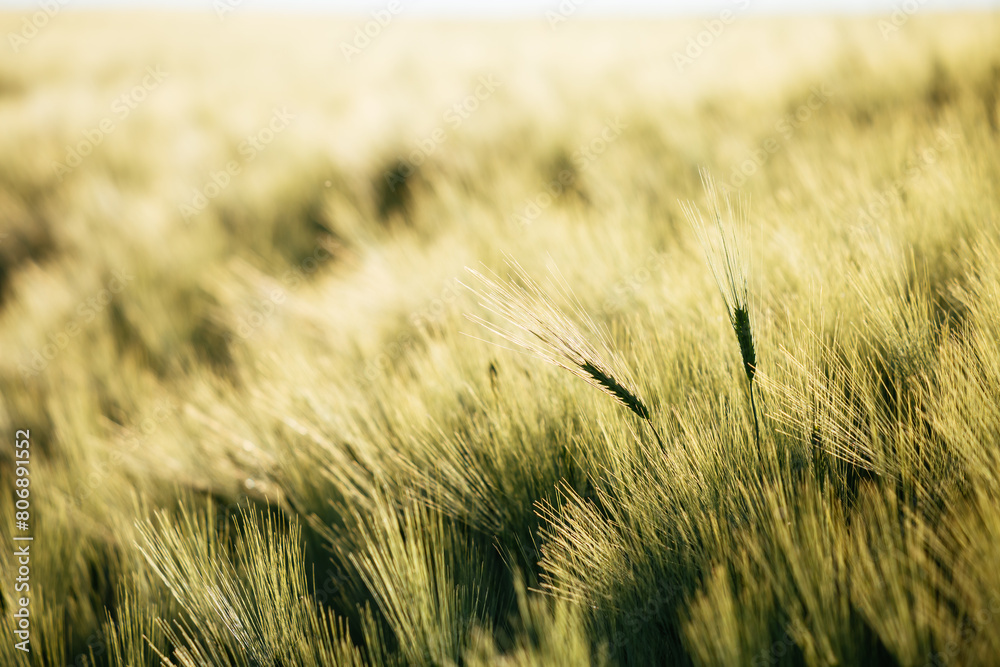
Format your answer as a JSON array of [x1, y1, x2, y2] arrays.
[[0, 0, 998, 16]]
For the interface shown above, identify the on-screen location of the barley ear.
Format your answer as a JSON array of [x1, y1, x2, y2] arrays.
[[463, 259, 664, 449], [733, 306, 757, 383], [681, 169, 760, 447]]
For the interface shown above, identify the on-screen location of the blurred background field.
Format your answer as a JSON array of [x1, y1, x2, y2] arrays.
[[1, 9, 1000, 666]]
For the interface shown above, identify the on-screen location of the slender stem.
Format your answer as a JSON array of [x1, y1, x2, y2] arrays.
[[749, 379, 760, 449], [645, 418, 665, 449]]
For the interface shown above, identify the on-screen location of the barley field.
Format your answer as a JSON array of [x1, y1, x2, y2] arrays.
[[2, 9, 1000, 666]]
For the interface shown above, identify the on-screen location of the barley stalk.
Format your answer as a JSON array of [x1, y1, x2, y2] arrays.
[[463, 258, 664, 448], [681, 169, 760, 447]]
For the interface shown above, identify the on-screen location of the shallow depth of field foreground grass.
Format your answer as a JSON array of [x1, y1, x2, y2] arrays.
[[2, 10, 1000, 667]]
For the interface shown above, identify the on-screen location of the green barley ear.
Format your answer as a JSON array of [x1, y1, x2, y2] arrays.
[[733, 306, 757, 383], [681, 169, 760, 445], [579, 360, 650, 420], [462, 256, 664, 448]]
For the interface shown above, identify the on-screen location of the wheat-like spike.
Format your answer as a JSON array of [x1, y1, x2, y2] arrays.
[[578, 361, 650, 420], [462, 257, 663, 447], [681, 170, 757, 378], [681, 168, 760, 443], [732, 306, 757, 383]]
